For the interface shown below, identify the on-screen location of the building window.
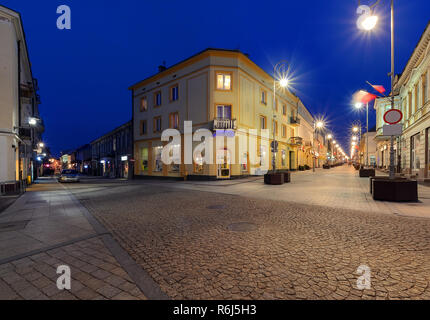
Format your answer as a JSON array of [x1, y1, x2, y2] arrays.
[[140, 97, 147, 112], [260, 116, 267, 130], [282, 104, 287, 116], [169, 112, 179, 129], [281, 150, 286, 167], [290, 128, 295, 138], [170, 85, 179, 101], [153, 116, 162, 132], [153, 146, 163, 172], [259, 145, 267, 167], [154, 91, 162, 107], [275, 99, 278, 112], [169, 144, 181, 172], [423, 73, 428, 104], [216, 73, 231, 90], [414, 84, 418, 113], [282, 124, 287, 138], [140, 120, 147, 135], [411, 134, 421, 170], [194, 151, 204, 173], [241, 152, 248, 172], [261, 90, 267, 105], [141, 147, 148, 172], [216, 105, 232, 119]]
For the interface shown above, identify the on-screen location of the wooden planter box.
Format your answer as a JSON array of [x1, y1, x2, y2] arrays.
[[369, 176, 407, 194], [359, 168, 375, 178], [264, 173, 285, 185], [372, 179, 418, 202]]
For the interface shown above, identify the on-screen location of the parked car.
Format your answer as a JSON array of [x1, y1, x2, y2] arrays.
[[58, 169, 80, 183]]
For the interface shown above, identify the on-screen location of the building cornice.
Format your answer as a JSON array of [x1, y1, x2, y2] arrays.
[[395, 20, 430, 90]]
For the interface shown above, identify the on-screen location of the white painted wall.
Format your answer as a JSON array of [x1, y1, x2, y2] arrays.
[[0, 14, 19, 182]]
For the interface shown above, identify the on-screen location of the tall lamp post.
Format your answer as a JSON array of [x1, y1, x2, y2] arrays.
[[272, 61, 290, 173], [352, 122, 362, 165], [354, 102, 369, 166], [357, 0, 396, 179]]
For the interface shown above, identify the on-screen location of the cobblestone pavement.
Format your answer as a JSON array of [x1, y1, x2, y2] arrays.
[[0, 237, 145, 300], [163, 166, 430, 219], [67, 180, 430, 300]]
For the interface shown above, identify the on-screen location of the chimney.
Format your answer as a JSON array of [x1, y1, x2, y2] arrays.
[[158, 65, 167, 73]]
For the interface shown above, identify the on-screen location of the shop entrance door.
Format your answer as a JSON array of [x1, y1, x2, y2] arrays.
[[217, 149, 231, 179]]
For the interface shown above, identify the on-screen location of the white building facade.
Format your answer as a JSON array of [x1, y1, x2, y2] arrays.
[[0, 5, 43, 193], [374, 22, 430, 179]]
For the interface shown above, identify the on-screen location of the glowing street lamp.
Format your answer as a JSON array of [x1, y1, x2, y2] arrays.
[[316, 121, 324, 129], [361, 15, 378, 31], [312, 118, 326, 172], [38, 142, 45, 148], [279, 78, 289, 88], [272, 61, 290, 173], [28, 117, 38, 126]]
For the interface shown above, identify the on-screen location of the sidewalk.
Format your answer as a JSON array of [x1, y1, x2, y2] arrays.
[[0, 178, 148, 300]]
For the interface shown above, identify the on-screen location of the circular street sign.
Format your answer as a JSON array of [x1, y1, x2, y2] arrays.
[[383, 109, 403, 125]]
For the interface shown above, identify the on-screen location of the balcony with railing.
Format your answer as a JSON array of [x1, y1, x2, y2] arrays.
[[212, 118, 237, 130], [290, 116, 300, 126]]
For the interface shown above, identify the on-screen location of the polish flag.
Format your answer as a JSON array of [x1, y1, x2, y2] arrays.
[[353, 90, 377, 104], [368, 83, 386, 94]]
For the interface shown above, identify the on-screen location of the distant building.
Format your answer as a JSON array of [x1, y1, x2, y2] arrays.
[[90, 121, 132, 178], [297, 101, 315, 169], [130, 48, 318, 180], [74, 144, 92, 174], [359, 126, 377, 167], [0, 5, 44, 193]]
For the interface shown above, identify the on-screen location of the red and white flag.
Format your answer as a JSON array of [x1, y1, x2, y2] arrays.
[[353, 90, 377, 104], [368, 83, 386, 94]]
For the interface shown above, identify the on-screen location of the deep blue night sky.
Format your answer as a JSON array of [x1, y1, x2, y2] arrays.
[[3, 0, 429, 156]]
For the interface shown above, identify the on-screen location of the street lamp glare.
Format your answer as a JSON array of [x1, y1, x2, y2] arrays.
[[327, 134, 332, 139], [353, 127, 359, 133], [316, 121, 324, 129], [39, 142, 45, 148], [355, 102, 363, 109], [279, 78, 289, 88], [361, 15, 378, 31], [28, 117, 37, 126]]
